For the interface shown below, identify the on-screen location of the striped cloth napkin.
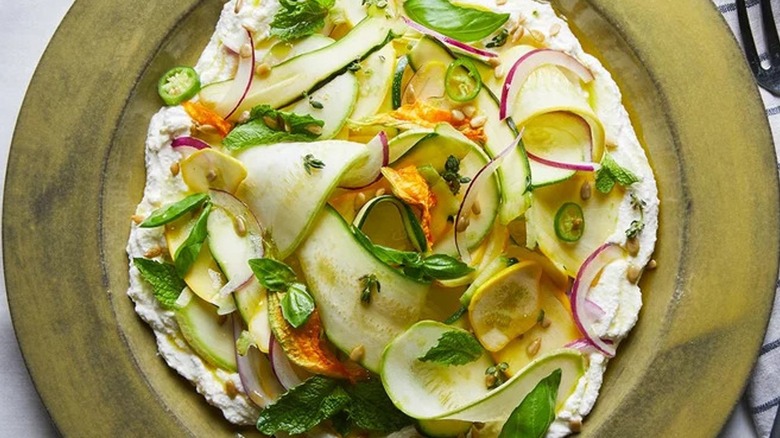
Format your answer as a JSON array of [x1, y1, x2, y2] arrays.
[[712, 1, 780, 437]]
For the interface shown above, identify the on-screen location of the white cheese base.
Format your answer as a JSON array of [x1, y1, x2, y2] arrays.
[[126, 0, 659, 434]]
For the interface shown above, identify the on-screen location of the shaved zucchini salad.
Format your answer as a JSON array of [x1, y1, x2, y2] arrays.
[[127, 0, 658, 436]]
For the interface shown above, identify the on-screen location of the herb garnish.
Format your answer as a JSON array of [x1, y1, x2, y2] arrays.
[[498, 369, 562, 438], [359, 273, 381, 304], [626, 193, 647, 239], [418, 330, 483, 366], [133, 258, 186, 309], [140, 193, 209, 228], [256, 376, 412, 435], [444, 306, 467, 324], [347, 60, 362, 72], [303, 154, 326, 175], [249, 258, 316, 328], [362, 0, 388, 9], [224, 105, 324, 151], [353, 227, 473, 281], [485, 362, 509, 389], [485, 28, 509, 48], [595, 153, 640, 194], [270, 0, 335, 42], [441, 155, 472, 195], [404, 0, 510, 42]]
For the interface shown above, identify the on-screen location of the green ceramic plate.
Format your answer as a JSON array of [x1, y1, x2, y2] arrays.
[[5, 0, 779, 436]]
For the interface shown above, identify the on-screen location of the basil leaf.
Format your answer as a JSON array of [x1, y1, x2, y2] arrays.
[[140, 193, 209, 228], [404, 0, 510, 42], [173, 203, 211, 277], [224, 105, 324, 151], [344, 378, 414, 432], [256, 375, 351, 435], [271, 0, 335, 42], [418, 330, 483, 366], [249, 258, 298, 292], [133, 258, 185, 309], [354, 227, 471, 281], [281, 283, 316, 328], [499, 369, 561, 438], [421, 254, 474, 280]]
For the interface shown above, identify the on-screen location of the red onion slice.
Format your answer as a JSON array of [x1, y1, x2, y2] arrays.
[[232, 316, 284, 408], [402, 17, 498, 59], [338, 131, 389, 189], [214, 28, 255, 120], [499, 49, 594, 120], [455, 132, 523, 263], [570, 243, 623, 357], [583, 298, 606, 320], [171, 136, 211, 150], [269, 335, 310, 390], [565, 337, 613, 354], [527, 151, 599, 172]]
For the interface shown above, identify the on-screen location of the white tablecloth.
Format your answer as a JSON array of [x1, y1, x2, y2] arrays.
[[0, 0, 763, 436]]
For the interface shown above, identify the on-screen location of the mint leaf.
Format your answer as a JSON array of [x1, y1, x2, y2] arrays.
[[404, 0, 509, 42], [418, 330, 483, 365], [281, 283, 316, 328], [344, 378, 414, 432], [256, 375, 351, 435], [173, 203, 211, 277], [223, 105, 324, 151], [498, 369, 561, 438], [140, 193, 209, 228], [420, 254, 473, 280], [249, 258, 297, 291], [594, 168, 616, 194], [133, 258, 186, 309], [271, 0, 335, 42], [595, 153, 639, 194], [604, 154, 639, 186]]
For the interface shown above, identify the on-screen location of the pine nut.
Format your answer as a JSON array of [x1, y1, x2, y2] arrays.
[[462, 105, 477, 118], [647, 259, 658, 270], [234, 215, 247, 236], [471, 200, 482, 215], [626, 237, 640, 256], [527, 338, 541, 357], [627, 264, 641, 284], [470, 115, 487, 128], [239, 43, 252, 58], [350, 345, 365, 362], [456, 216, 470, 232], [531, 29, 545, 42], [206, 169, 218, 182], [375, 188, 386, 197], [144, 247, 163, 258], [255, 63, 271, 77], [550, 23, 561, 36], [225, 380, 239, 398], [580, 181, 592, 200], [451, 109, 465, 122], [354, 192, 367, 211], [131, 214, 144, 224], [170, 162, 180, 176]]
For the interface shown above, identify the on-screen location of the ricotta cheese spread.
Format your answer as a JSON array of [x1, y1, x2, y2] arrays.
[[126, 0, 659, 435]]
